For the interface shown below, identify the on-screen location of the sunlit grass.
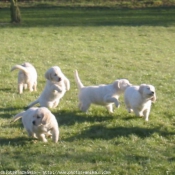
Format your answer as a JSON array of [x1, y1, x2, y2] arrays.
[[0, 4, 175, 174]]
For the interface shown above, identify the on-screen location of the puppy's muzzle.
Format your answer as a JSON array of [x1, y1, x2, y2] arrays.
[[151, 91, 155, 95], [58, 77, 61, 82], [32, 121, 36, 125]]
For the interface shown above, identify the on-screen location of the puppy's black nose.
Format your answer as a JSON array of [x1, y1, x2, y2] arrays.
[[32, 121, 35, 125], [151, 91, 154, 95], [58, 77, 61, 82]]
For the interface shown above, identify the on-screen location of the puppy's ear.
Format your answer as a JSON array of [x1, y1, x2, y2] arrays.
[[64, 77, 70, 91], [45, 69, 52, 80], [42, 110, 51, 125], [113, 80, 120, 90], [139, 84, 146, 95]]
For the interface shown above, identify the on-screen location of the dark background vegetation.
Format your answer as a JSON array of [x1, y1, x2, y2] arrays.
[[0, 0, 175, 8]]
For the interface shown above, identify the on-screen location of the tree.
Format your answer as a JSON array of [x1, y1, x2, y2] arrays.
[[10, 0, 21, 23]]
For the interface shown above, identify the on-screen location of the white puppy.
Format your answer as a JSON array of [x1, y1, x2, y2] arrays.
[[13, 107, 59, 143], [124, 84, 156, 121], [11, 62, 37, 94], [27, 66, 70, 108], [74, 70, 131, 113]]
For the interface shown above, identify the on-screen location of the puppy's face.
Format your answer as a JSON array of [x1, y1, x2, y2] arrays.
[[114, 79, 132, 92], [45, 66, 63, 82], [32, 107, 51, 127], [139, 84, 156, 102]]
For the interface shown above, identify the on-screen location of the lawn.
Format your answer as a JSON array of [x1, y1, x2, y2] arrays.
[[0, 3, 175, 174]]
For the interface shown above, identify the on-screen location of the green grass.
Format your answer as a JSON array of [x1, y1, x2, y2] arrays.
[[0, 4, 175, 174]]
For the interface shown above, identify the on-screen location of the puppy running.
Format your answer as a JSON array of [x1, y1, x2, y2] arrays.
[[27, 66, 70, 108], [11, 62, 37, 94], [124, 84, 156, 121], [12, 107, 59, 143], [74, 70, 131, 113]]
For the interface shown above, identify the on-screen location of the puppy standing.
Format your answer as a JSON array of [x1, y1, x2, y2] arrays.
[[74, 70, 131, 113], [12, 107, 59, 143], [11, 62, 37, 94], [124, 84, 156, 121], [27, 66, 70, 108]]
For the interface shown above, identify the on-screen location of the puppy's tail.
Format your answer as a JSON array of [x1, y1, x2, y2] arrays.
[[13, 111, 26, 122], [27, 99, 39, 108], [11, 65, 28, 74], [74, 70, 84, 90]]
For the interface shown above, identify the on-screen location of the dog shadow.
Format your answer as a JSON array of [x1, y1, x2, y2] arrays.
[[54, 109, 116, 126], [0, 137, 33, 146], [65, 123, 175, 141], [0, 88, 12, 92], [0, 106, 26, 119]]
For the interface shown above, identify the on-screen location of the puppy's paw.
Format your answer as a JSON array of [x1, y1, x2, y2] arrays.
[[115, 102, 120, 108], [42, 138, 48, 142], [128, 109, 133, 113], [108, 110, 114, 113]]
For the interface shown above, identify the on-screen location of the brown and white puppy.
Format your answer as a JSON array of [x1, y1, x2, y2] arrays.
[[27, 66, 70, 108], [74, 70, 131, 113], [124, 84, 156, 121], [13, 107, 59, 143], [11, 62, 37, 94]]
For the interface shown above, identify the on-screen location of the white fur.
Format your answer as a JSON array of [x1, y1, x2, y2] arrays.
[[27, 66, 70, 108], [74, 70, 131, 113], [124, 84, 156, 121], [12, 107, 59, 143], [11, 62, 37, 94]]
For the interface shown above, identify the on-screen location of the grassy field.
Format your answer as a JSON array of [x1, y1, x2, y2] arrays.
[[0, 3, 175, 174]]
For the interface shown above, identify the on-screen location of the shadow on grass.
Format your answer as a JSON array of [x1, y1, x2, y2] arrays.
[[0, 88, 12, 92], [0, 107, 26, 119], [65, 124, 175, 141], [55, 110, 116, 126], [1, 108, 174, 146], [54, 110, 175, 141], [0, 137, 33, 146], [0, 6, 175, 27]]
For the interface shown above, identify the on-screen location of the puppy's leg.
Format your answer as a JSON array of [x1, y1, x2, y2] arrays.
[[133, 108, 143, 117], [79, 102, 90, 112], [52, 100, 60, 108], [24, 84, 27, 90], [128, 109, 133, 113], [106, 104, 114, 113], [126, 107, 133, 113], [54, 85, 62, 93], [51, 128, 59, 143], [33, 82, 37, 91], [28, 83, 34, 92], [47, 101, 59, 108], [18, 84, 23, 94], [125, 102, 133, 113], [46, 131, 52, 138], [143, 108, 150, 121], [26, 130, 37, 138], [103, 96, 120, 108], [37, 133, 48, 142]]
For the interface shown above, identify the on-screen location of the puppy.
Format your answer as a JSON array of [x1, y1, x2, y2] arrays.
[[124, 84, 156, 121], [12, 107, 59, 143], [74, 70, 131, 113], [27, 66, 70, 108], [11, 62, 37, 94]]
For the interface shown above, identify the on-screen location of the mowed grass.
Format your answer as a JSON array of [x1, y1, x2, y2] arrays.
[[0, 5, 175, 174]]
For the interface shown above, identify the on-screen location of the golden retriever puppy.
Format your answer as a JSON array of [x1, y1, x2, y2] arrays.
[[74, 70, 131, 113], [124, 84, 156, 121], [27, 66, 70, 108], [11, 62, 37, 94], [13, 107, 59, 143]]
